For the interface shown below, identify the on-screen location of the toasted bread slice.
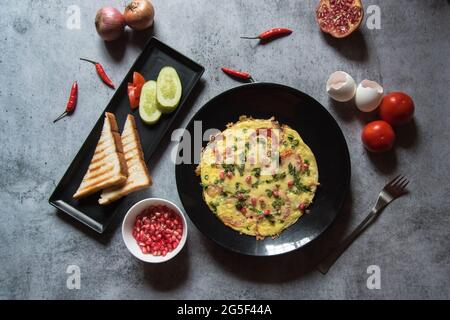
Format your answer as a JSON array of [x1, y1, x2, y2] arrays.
[[99, 114, 152, 205], [73, 113, 128, 199]]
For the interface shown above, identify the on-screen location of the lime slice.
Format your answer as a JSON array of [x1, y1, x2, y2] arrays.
[[139, 81, 161, 125], [156, 67, 182, 114]]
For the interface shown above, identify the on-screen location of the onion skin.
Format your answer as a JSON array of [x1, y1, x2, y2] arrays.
[[95, 7, 125, 41], [124, 0, 155, 31]]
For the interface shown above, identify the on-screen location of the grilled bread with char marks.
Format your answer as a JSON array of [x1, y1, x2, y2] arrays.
[[99, 114, 152, 205], [73, 112, 128, 199]]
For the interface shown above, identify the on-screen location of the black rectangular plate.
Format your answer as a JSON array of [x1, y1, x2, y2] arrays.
[[49, 37, 204, 233]]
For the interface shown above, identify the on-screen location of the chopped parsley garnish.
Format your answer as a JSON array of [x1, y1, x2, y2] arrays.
[[288, 162, 312, 194], [272, 198, 285, 209], [222, 164, 236, 173], [237, 164, 245, 176], [235, 195, 248, 211], [272, 172, 286, 182], [265, 189, 273, 198], [265, 214, 276, 224], [251, 167, 261, 178], [288, 163, 295, 176], [208, 202, 218, 213]]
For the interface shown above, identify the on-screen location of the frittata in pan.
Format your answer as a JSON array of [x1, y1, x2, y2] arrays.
[[196, 116, 319, 239]]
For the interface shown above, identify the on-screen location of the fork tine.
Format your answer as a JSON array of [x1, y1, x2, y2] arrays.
[[387, 175, 402, 188], [399, 179, 410, 191], [394, 176, 407, 188]]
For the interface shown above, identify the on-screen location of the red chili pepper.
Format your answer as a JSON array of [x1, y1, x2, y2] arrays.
[[80, 58, 115, 89], [221, 67, 254, 82], [54, 81, 78, 123], [241, 28, 293, 40]]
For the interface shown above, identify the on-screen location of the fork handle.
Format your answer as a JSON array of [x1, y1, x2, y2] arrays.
[[317, 208, 379, 274]]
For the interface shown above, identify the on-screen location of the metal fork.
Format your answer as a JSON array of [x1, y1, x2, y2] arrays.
[[317, 175, 410, 274]]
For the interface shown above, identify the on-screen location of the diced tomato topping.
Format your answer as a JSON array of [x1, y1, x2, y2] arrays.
[[302, 163, 309, 172], [251, 197, 257, 206], [245, 175, 252, 184], [288, 180, 294, 188], [298, 203, 306, 211], [219, 171, 225, 180], [263, 209, 271, 216]]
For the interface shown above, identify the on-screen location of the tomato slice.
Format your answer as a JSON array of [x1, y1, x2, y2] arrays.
[[133, 72, 146, 97], [127, 82, 139, 110]]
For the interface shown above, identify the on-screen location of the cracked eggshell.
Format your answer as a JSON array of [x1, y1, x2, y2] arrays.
[[326, 71, 356, 102], [355, 80, 384, 112]]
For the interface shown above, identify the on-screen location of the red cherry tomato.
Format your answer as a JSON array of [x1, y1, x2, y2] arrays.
[[362, 120, 396, 153], [127, 83, 139, 110], [379, 92, 415, 126], [133, 72, 146, 97]]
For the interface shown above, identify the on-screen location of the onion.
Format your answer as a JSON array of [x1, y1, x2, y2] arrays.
[[124, 0, 155, 31], [95, 7, 125, 41]]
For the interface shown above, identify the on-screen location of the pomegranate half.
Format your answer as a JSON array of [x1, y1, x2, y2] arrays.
[[316, 0, 364, 38]]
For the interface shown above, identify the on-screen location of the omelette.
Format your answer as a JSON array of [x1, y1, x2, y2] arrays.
[[195, 116, 319, 239]]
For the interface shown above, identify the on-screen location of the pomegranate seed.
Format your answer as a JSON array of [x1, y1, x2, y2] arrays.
[[245, 176, 252, 184], [288, 180, 294, 188], [219, 171, 225, 180], [240, 207, 247, 214], [264, 209, 271, 216], [132, 205, 184, 256], [299, 203, 306, 211]]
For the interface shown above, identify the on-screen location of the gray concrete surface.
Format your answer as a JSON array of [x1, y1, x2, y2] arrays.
[[0, 0, 449, 299]]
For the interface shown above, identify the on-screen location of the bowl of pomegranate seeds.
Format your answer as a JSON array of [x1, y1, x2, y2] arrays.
[[122, 198, 187, 263]]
